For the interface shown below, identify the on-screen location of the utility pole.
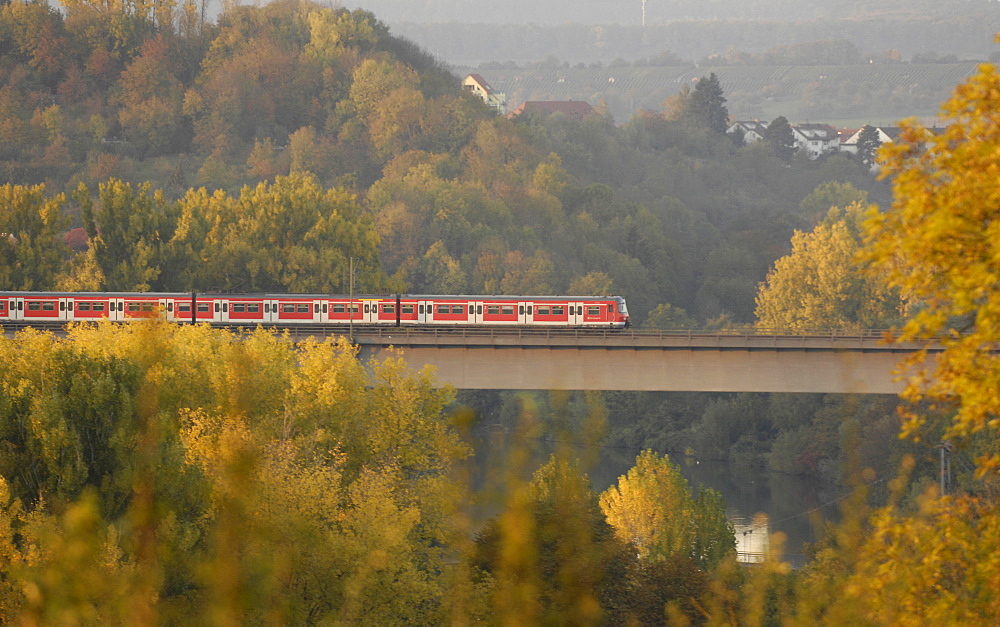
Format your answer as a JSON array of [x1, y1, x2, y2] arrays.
[[641, 0, 647, 27]]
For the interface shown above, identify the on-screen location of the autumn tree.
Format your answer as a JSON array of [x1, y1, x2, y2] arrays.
[[74, 178, 179, 291], [172, 172, 384, 292], [756, 202, 903, 331], [0, 184, 70, 290], [863, 60, 1000, 468], [600, 450, 734, 571]]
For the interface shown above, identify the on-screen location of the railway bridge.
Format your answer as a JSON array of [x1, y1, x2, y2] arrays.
[[342, 328, 929, 394]]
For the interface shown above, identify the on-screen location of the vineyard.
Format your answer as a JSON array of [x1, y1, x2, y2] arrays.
[[455, 62, 982, 126]]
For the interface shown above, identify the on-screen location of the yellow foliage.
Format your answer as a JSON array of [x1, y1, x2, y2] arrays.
[[862, 60, 1000, 470]]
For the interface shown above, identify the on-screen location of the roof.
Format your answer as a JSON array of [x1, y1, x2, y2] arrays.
[[509, 100, 594, 121], [792, 123, 838, 140], [464, 74, 497, 94]]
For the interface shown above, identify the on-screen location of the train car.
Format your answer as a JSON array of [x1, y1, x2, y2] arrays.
[[0, 292, 630, 329]]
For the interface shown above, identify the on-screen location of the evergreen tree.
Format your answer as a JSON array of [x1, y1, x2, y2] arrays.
[[856, 124, 882, 169], [686, 73, 729, 133], [763, 115, 797, 161]]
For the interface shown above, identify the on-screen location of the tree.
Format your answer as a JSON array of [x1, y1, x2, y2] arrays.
[[763, 115, 796, 161], [686, 73, 729, 133], [756, 202, 903, 331], [75, 179, 179, 291], [856, 124, 882, 170], [0, 184, 70, 290], [862, 60, 1000, 468], [600, 450, 734, 571]]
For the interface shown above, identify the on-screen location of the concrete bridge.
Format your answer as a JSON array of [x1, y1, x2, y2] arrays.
[[350, 328, 930, 394]]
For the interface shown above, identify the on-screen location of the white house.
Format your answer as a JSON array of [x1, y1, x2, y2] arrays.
[[792, 123, 840, 159], [726, 120, 769, 144], [462, 74, 507, 115]]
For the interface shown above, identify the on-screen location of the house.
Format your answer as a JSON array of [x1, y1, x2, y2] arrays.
[[839, 126, 904, 155], [726, 120, 769, 144], [462, 74, 507, 115], [791, 123, 840, 159], [508, 100, 595, 122]]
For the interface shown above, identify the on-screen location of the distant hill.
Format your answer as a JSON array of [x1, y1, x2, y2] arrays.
[[457, 63, 982, 126]]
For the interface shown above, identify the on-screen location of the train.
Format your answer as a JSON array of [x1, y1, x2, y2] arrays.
[[0, 292, 631, 328]]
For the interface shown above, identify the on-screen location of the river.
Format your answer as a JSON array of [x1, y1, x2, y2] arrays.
[[468, 431, 842, 569]]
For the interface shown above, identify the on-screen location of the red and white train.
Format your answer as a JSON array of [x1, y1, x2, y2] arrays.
[[0, 292, 631, 328]]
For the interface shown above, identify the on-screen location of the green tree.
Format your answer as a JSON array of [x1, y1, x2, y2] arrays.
[[763, 115, 797, 161], [642, 303, 696, 329], [856, 124, 882, 170], [756, 202, 903, 331], [686, 73, 729, 133]]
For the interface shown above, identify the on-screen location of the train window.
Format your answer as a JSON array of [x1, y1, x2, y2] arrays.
[[383, 304, 395, 314], [401, 304, 414, 314], [142, 303, 154, 312], [213, 303, 219, 313], [296, 304, 309, 313], [60, 302, 65, 311], [178, 304, 190, 313], [68, 302, 73, 311], [94, 303, 105, 312], [488, 305, 500, 315], [609, 304, 614, 314], [313, 304, 319, 313], [527, 306, 532, 314], [452, 305, 464, 314], [536, 306, 550, 315], [282, 304, 295, 313], [233, 304, 245, 313], [587, 306, 600, 316], [477, 305, 483, 315], [42, 302, 54, 311], [502, 305, 514, 315], [166, 303, 172, 312], [197, 304, 210, 313], [222, 303, 228, 313], [419, 304, 424, 314], [78, 303, 91, 311], [28, 302, 40, 311], [248, 304, 259, 313], [17, 301, 23, 311], [552, 306, 565, 315], [349, 304, 358, 313], [127, 303, 139, 312], [364, 304, 370, 314], [577, 306, 583, 315], [322, 303, 328, 314], [333, 304, 345, 313], [519, 305, 524, 315], [437, 305, 449, 314]]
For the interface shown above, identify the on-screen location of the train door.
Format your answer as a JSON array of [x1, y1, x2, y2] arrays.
[[110, 298, 124, 322], [417, 300, 431, 324], [519, 301, 533, 325], [59, 297, 73, 321], [160, 298, 174, 321], [469, 300, 483, 324], [217, 299, 229, 323], [572, 301, 587, 326], [264, 299, 279, 323], [8, 297, 23, 321]]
